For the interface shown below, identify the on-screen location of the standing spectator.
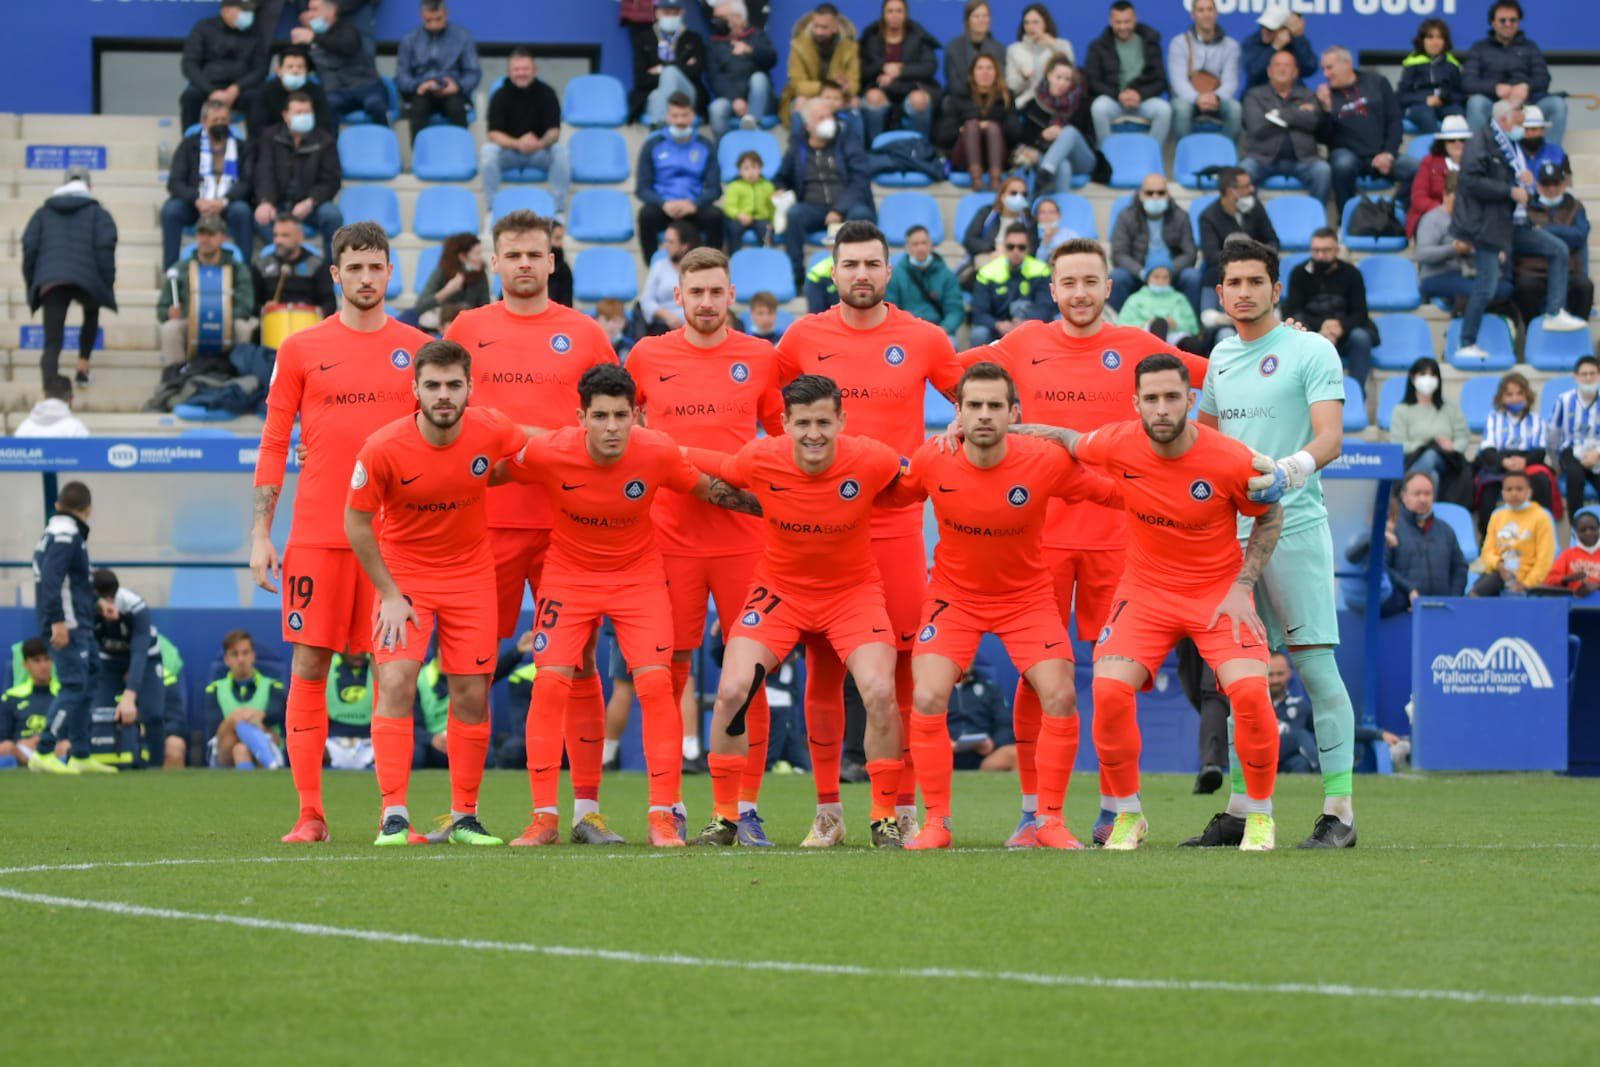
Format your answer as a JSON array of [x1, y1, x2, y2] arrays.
[[1417, 174, 1511, 314], [406, 232, 490, 332], [1017, 56, 1095, 195], [1463, 0, 1565, 146], [180, 0, 269, 130], [161, 98, 257, 270], [1474, 371, 1557, 529], [1198, 167, 1277, 326], [14, 378, 89, 439], [248, 47, 333, 140], [1397, 18, 1464, 135], [1242, 6, 1314, 91], [22, 168, 117, 389], [1109, 173, 1199, 312], [774, 98, 874, 286], [944, 0, 1005, 100], [641, 219, 693, 333], [1240, 49, 1332, 205], [633, 1, 710, 126], [32, 482, 108, 774], [202, 629, 287, 770], [723, 149, 776, 249], [90, 570, 168, 769], [1548, 357, 1600, 522], [779, 3, 859, 122], [1282, 227, 1377, 390], [549, 221, 574, 307], [1366, 471, 1470, 600], [1545, 508, 1600, 594], [858, 0, 939, 142], [947, 665, 1016, 773], [1318, 47, 1417, 212], [1513, 162, 1592, 325], [885, 224, 963, 337], [480, 48, 570, 214], [708, 1, 777, 135], [936, 53, 1017, 193], [1407, 114, 1469, 238], [252, 92, 343, 258], [1118, 264, 1199, 342], [1084, 1, 1171, 147], [1006, 4, 1073, 110], [1518, 106, 1569, 179], [1471, 470, 1555, 596], [253, 213, 336, 319], [0, 639, 71, 773], [157, 215, 257, 367], [746, 290, 786, 343], [1168, 0, 1242, 140], [292, 0, 388, 127], [635, 93, 724, 262], [960, 174, 1035, 274], [1389, 356, 1472, 499], [969, 222, 1052, 345], [394, 0, 481, 141]]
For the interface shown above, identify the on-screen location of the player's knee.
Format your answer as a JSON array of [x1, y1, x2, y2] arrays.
[[1037, 684, 1078, 718], [911, 684, 947, 718], [856, 675, 896, 717], [714, 674, 750, 715], [290, 644, 333, 682]]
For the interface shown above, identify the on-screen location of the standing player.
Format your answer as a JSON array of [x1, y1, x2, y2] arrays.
[[1025, 354, 1286, 850], [960, 238, 1210, 847], [444, 210, 622, 845], [884, 363, 1122, 850], [251, 221, 432, 843], [776, 220, 964, 847], [1196, 237, 1356, 849], [627, 246, 786, 846], [501, 365, 761, 848], [345, 340, 529, 846]]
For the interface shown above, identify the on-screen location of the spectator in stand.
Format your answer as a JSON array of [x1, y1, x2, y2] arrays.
[[1198, 167, 1277, 326], [1242, 6, 1314, 91], [480, 48, 570, 214], [723, 149, 776, 249], [1110, 173, 1200, 313], [1545, 508, 1600, 595], [90, 569, 167, 770], [803, 253, 839, 312], [1548, 357, 1600, 522], [885, 224, 963, 337], [1363, 471, 1469, 600], [1241, 49, 1332, 205], [636, 94, 724, 262], [162, 98, 257, 270], [1006, 4, 1073, 110], [947, 664, 1015, 773], [1514, 162, 1592, 326], [1117, 264, 1198, 342], [746, 290, 785, 343], [632, 2, 708, 127], [961, 174, 1035, 275], [1397, 18, 1464, 135], [1418, 174, 1511, 315], [944, 0, 1005, 100], [253, 213, 336, 319], [708, 1, 777, 136], [1475, 371, 1557, 530], [1017, 56, 1096, 196], [394, 0, 480, 142], [1032, 196, 1079, 257], [22, 168, 117, 390], [1283, 227, 1377, 391], [936, 53, 1017, 193], [641, 220, 693, 333], [1389, 356, 1472, 500], [549, 221, 574, 307], [1168, 0, 1242, 140], [180, 0, 269, 130], [1463, 0, 1565, 146], [595, 297, 634, 358], [1318, 47, 1417, 213], [203, 629, 287, 769], [292, 0, 388, 127], [1407, 113, 1469, 238], [779, 3, 859, 123], [1518, 106, 1569, 179], [15, 378, 89, 439], [252, 92, 343, 258], [1084, 1, 1171, 147], [406, 232, 489, 332], [157, 215, 257, 367], [970, 222, 1052, 345], [1471, 470, 1555, 596], [858, 0, 939, 142], [248, 48, 332, 140], [774, 97, 874, 286], [0, 639, 64, 772]]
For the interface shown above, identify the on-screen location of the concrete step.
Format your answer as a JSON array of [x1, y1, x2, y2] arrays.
[[19, 114, 180, 142], [0, 317, 157, 350]]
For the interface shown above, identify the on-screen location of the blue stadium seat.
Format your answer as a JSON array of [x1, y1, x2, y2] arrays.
[[1261, 173, 1306, 191], [1458, 375, 1500, 433], [1541, 375, 1576, 421], [719, 129, 783, 182], [1172, 133, 1237, 188], [1101, 133, 1164, 189], [491, 186, 556, 222], [924, 380, 955, 428], [877, 191, 943, 246], [1343, 377, 1368, 429], [1406, 134, 1436, 161], [172, 498, 246, 555], [1108, 194, 1133, 227], [1266, 195, 1326, 251], [1372, 312, 1435, 370], [338, 185, 402, 237], [1340, 196, 1408, 252], [170, 568, 243, 609], [569, 128, 631, 184], [1445, 316, 1515, 370], [412, 126, 477, 181], [385, 255, 404, 299], [411, 245, 441, 295], [1525, 318, 1595, 371], [953, 191, 992, 243], [563, 74, 629, 127], [412, 186, 478, 240], [572, 247, 640, 302], [1360, 254, 1422, 311], [1376, 375, 1408, 430], [172, 405, 234, 423], [337, 125, 401, 180], [1189, 193, 1218, 245], [568, 189, 635, 243], [1432, 502, 1480, 565], [730, 247, 796, 303], [1053, 193, 1098, 242], [868, 130, 933, 187], [1279, 252, 1310, 286]]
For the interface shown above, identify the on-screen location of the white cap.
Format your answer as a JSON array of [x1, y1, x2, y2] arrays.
[[1524, 105, 1547, 128], [1436, 114, 1471, 140], [1257, 6, 1291, 31]]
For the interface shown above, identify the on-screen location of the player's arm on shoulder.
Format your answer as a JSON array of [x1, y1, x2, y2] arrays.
[[683, 444, 746, 485], [693, 472, 764, 515], [1062, 458, 1124, 509], [1013, 423, 1084, 456], [492, 434, 548, 486], [876, 446, 928, 507]]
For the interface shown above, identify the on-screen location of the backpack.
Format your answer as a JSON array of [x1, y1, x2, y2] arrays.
[[1348, 194, 1404, 239], [866, 137, 945, 181]]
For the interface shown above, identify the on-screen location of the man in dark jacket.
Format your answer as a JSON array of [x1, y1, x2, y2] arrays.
[[253, 214, 337, 317], [1318, 47, 1417, 212], [970, 223, 1053, 345], [1085, 1, 1171, 145], [858, 4, 939, 142], [180, 0, 269, 129], [22, 169, 118, 388], [32, 482, 111, 774], [1514, 162, 1593, 323], [1110, 174, 1200, 311], [161, 98, 256, 269], [632, 1, 709, 125], [292, 0, 388, 126], [1241, 6, 1315, 90], [1283, 228, 1377, 389], [775, 97, 875, 286], [253, 92, 343, 259], [1347, 471, 1469, 602], [707, 2, 777, 135], [1463, 0, 1565, 145], [635, 94, 724, 261], [1241, 50, 1332, 205], [247, 47, 333, 140], [1197, 167, 1277, 325], [394, 0, 482, 142]]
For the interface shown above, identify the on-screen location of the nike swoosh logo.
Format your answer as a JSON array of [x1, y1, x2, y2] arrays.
[[655, 644, 670, 653], [871, 627, 887, 634], [477, 340, 498, 349], [1287, 626, 1306, 635], [533, 765, 558, 773], [578, 736, 603, 744], [292, 726, 315, 733], [658, 374, 679, 382], [767, 483, 789, 492], [561, 482, 585, 490], [1122, 472, 1141, 479], [899, 633, 914, 643], [817, 353, 838, 362], [1044, 641, 1062, 649], [400, 474, 423, 485], [1030, 357, 1054, 365], [651, 771, 668, 777], [318, 362, 341, 372], [1317, 744, 1339, 754], [475, 656, 491, 665], [937, 486, 957, 493]]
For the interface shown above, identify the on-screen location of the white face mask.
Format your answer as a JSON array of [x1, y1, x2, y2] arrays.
[[657, 15, 683, 33], [1235, 194, 1257, 214], [1507, 497, 1532, 511], [1580, 381, 1600, 399], [1002, 193, 1029, 213], [1142, 196, 1169, 217], [668, 122, 694, 141], [281, 72, 307, 91], [1412, 374, 1439, 396], [814, 117, 838, 142], [287, 112, 315, 135]]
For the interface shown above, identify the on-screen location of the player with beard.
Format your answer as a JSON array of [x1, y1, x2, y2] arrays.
[[252, 222, 432, 844]]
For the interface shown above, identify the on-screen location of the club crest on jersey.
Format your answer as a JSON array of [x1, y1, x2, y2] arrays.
[[1097, 625, 1111, 644], [390, 348, 411, 370], [624, 479, 646, 500], [288, 611, 304, 632], [1259, 354, 1280, 376], [838, 479, 861, 499], [1007, 485, 1030, 507], [730, 362, 750, 383], [918, 624, 937, 642], [550, 333, 572, 354], [470, 455, 490, 477], [1101, 349, 1122, 370], [1190, 479, 1214, 501], [532, 632, 548, 653], [884, 344, 906, 366], [740, 610, 762, 627], [350, 459, 368, 489]]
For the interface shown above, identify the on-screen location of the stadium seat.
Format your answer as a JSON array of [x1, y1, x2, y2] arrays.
[[868, 130, 933, 187], [338, 185, 402, 237], [1343, 377, 1369, 429], [730, 247, 796, 303], [1279, 252, 1309, 286], [1445, 316, 1515, 371], [572, 247, 640, 302], [1525, 317, 1596, 371], [1541, 375, 1576, 421], [1433, 502, 1480, 565], [924, 380, 955, 428], [337, 125, 401, 180], [1101, 132, 1164, 189], [1360, 255, 1422, 311], [170, 568, 243, 609], [567, 189, 635, 243], [569, 128, 631, 184], [385, 255, 404, 299], [718, 129, 783, 182], [1188, 193, 1218, 245], [490, 186, 556, 222], [877, 191, 943, 246], [405, 245, 439, 295], [1053, 193, 1098, 242], [412, 186, 478, 240], [1372, 312, 1434, 370], [1172, 133, 1237, 188], [1261, 173, 1306, 190], [953, 192, 993, 242], [172, 498, 246, 556], [563, 74, 629, 127], [1108, 194, 1133, 228], [412, 126, 477, 181], [1406, 134, 1436, 161], [1376, 375, 1408, 429], [1458, 375, 1500, 433], [172, 407, 234, 424], [1266, 195, 1326, 251], [1340, 196, 1407, 252]]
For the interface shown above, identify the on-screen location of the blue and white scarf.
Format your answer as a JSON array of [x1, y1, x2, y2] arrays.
[[198, 135, 240, 201], [1489, 120, 1532, 225]]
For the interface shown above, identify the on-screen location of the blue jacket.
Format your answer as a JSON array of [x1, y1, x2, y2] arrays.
[[1242, 33, 1316, 90], [635, 131, 720, 209], [774, 135, 872, 218], [1347, 507, 1469, 598], [1462, 30, 1551, 100], [33, 512, 92, 633], [1397, 52, 1464, 111], [395, 22, 481, 96], [94, 587, 161, 693]]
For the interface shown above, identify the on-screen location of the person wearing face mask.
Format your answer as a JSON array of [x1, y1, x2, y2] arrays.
[[1282, 228, 1378, 393], [960, 177, 1034, 276], [292, 0, 388, 127], [884, 225, 963, 337], [249, 47, 333, 141], [162, 97, 257, 270], [969, 222, 1052, 345], [630, 2, 709, 126], [1115, 265, 1198, 341], [1110, 175, 1199, 313], [1517, 106, 1569, 180], [635, 94, 725, 262], [773, 96, 874, 288], [406, 232, 490, 333], [1197, 167, 1279, 328], [1513, 162, 1592, 327], [1544, 508, 1600, 596], [1388, 356, 1472, 504], [252, 92, 344, 261], [1471, 470, 1555, 596], [1474, 371, 1558, 533], [779, 4, 860, 122], [180, 0, 269, 131], [1548, 356, 1600, 522]]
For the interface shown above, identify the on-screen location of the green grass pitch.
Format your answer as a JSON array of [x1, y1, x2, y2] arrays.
[[2, 769, 1595, 1064]]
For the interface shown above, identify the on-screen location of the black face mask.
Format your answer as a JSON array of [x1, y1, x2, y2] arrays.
[[1311, 259, 1336, 274], [207, 123, 231, 139], [1522, 137, 1545, 155], [710, 17, 731, 35]]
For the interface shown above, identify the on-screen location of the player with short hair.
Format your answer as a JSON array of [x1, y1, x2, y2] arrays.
[[345, 339, 530, 847], [252, 221, 433, 843]]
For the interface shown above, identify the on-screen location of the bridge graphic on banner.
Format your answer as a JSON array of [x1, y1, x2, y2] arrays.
[[1430, 638, 1555, 692]]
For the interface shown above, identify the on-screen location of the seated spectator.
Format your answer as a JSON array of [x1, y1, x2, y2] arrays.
[[947, 664, 1015, 773], [248, 47, 332, 140], [394, 0, 480, 142], [480, 48, 571, 214], [1110, 173, 1200, 313], [1268, 651, 1319, 772], [1319, 47, 1417, 212], [595, 297, 634, 358], [1519, 106, 1569, 179], [1471, 470, 1555, 595], [632, 2, 710, 129], [1513, 162, 1592, 326], [1347, 472, 1470, 606], [1118, 264, 1198, 342], [22, 167, 118, 389], [1463, 0, 1565, 145], [0, 638, 61, 771], [723, 150, 776, 249], [406, 232, 489, 332], [1545, 508, 1600, 595], [885, 224, 963, 337], [1407, 113, 1469, 238], [641, 220, 693, 333], [803, 253, 839, 312], [1389, 356, 1472, 500], [161, 98, 257, 270], [970, 222, 1051, 345], [936, 53, 1017, 192], [943, 0, 1005, 101], [858, 0, 938, 142], [961, 174, 1034, 275], [1198, 167, 1277, 325], [1474, 371, 1557, 530], [1283, 228, 1376, 390], [780, 4, 859, 123], [1241, 50, 1333, 206], [1085, 1, 1171, 147], [550, 221, 574, 307], [180, 0, 268, 130], [1242, 6, 1314, 91], [1006, 3, 1073, 109], [774, 97, 873, 286], [1017, 56, 1095, 195], [293, 0, 388, 126], [1168, 0, 1242, 140], [1032, 196, 1080, 257], [324, 650, 374, 769], [1417, 174, 1511, 315], [14, 377, 89, 439], [746, 290, 786, 343], [253, 92, 343, 258], [635, 93, 724, 262], [1397, 18, 1464, 135], [203, 629, 286, 769], [157, 215, 257, 367], [708, 1, 777, 135], [253, 213, 336, 319], [91, 569, 167, 769], [1549, 357, 1600, 521]]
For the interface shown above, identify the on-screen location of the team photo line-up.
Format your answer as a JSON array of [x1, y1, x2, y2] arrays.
[[200, 204, 1353, 852]]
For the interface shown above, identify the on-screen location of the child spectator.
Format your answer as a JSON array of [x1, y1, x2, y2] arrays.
[[1114, 265, 1198, 342], [1471, 471, 1555, 596], [723, 150, 776, 249], [747, 290, 784, 342], [595, 297, 634, 359], [1544, 507, 1600, 596]]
